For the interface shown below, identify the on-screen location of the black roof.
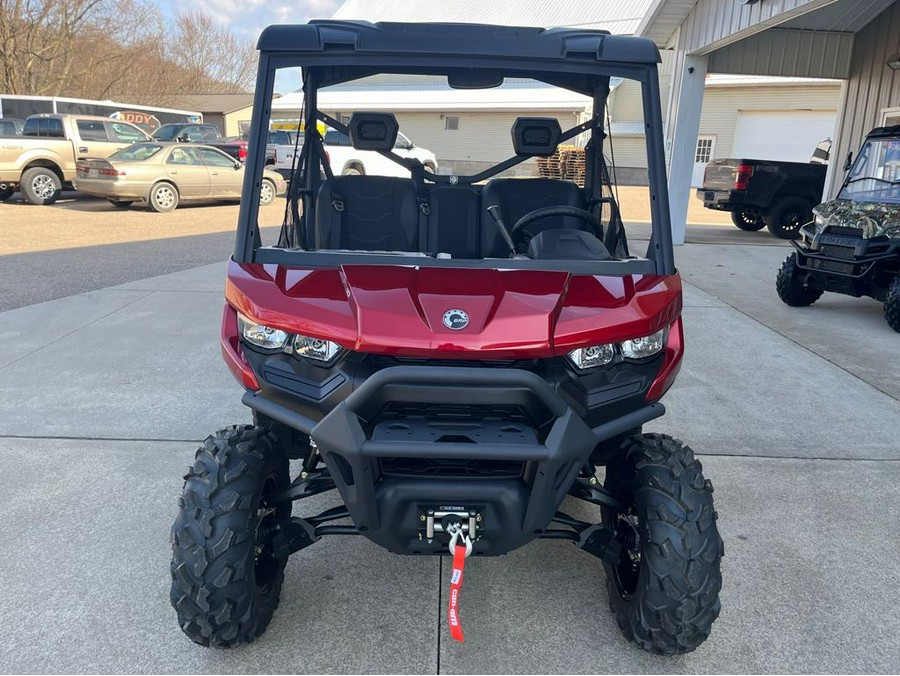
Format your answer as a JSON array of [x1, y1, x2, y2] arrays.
[[257, 20, 660, 66], [867, 125, 900, 139]]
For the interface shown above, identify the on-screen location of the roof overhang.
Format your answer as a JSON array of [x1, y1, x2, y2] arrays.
[[636, 0, 699, 47]]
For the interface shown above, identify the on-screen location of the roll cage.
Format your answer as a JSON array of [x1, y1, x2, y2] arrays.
[[235, 20, 675, 276]]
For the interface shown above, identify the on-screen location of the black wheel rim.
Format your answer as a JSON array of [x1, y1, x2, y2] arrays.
[[780, 207, 806, 233], [253, 473, 282, 595], [739, 211, 760, 227], [611, 510, 642, 598]]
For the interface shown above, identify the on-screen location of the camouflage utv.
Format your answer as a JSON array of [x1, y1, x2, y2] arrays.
[[776, 125, 900, 331]]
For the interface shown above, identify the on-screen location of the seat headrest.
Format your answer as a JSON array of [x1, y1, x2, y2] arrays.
[[349, 112, 399, 151]]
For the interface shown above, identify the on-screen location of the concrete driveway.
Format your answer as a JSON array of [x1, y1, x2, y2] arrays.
[[0, 232, 898, 673]]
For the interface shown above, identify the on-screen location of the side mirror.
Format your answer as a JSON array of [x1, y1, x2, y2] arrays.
[[233, 162, 242, 170], [843, 152, 853, 172]]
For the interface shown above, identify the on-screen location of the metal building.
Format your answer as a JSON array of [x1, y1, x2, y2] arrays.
[[639, 0, 900, 243]]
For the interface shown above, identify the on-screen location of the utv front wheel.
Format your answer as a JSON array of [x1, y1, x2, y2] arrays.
[[884, 276, 900, 332], [170, 425, 290, 647], [602, 434, 723, 655], [776, 253, 823, 307]]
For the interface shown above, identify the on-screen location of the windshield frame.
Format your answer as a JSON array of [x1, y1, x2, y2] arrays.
[[838, 136, 900, 204], [234, 24, 674, 277]]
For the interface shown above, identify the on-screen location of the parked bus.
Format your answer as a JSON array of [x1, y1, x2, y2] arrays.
[[0, 95, 202, 134]]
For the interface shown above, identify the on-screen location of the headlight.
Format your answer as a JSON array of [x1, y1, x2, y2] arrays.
[[294, 335, 342, 362], [621, 328, 667, 360], [567, 343, 615, 369], [237, 312, 288, 350]]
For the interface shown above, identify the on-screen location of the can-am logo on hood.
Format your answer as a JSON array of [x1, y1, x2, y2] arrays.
[[443, 309, 469, 330]]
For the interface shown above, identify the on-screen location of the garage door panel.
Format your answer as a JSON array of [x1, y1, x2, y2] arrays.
[[732, 110, 836, 163]]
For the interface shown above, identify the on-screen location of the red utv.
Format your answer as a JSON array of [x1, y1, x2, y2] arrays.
[[170, 21, 723, 655]]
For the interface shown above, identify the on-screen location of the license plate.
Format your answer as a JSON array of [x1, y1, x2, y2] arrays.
[[89, 169, 99, 178]]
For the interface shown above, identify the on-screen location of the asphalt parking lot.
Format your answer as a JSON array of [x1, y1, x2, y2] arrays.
[[0, 197, 898, 673]]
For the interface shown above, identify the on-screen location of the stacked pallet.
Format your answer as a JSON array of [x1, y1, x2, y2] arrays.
[[536, 145, 586, 186]]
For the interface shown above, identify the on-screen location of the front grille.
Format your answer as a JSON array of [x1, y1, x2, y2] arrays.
[[378, 401, 533, 426], [379, 457, 525, 478], [820, 244, 857, 260]]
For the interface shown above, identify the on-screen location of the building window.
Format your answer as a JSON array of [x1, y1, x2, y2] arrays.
[[881, 107, 900, 127], [444, 116, 459, 131], [695, 137, 714, 164]]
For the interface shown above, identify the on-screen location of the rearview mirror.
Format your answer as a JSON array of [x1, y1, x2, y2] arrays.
[[843, 152, 853, 172], [448, 69, 503, 89]]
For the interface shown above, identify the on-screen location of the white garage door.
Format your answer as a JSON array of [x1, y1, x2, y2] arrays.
[[732, 110, 836, 163]]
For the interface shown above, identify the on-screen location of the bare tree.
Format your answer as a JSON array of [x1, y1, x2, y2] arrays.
[[170, 10, 256, 94], [0, 0, 256, 101], [0, 0, 106, 95]]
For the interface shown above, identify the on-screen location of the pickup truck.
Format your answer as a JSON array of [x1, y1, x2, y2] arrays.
[[697, 157, 827, 239], [151, 124, 289, 166], [273, 129, 437, 180], [0, 113, 150, 204]]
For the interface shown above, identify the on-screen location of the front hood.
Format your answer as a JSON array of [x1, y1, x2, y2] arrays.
[[225, 261, 681, 359], [813, 198, 900, 239]]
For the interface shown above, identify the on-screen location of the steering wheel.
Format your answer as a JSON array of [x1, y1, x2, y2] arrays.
[[510, 206, 599, 252]]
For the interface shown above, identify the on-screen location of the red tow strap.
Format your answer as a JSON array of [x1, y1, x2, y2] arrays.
[[448, 542, 467, 642]]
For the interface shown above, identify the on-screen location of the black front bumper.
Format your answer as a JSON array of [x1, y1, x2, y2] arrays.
[[243, 366, 663, 555], [792, 229, 898, 299]]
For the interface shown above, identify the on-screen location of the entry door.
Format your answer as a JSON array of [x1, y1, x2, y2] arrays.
[[692, 136, 716, 188]]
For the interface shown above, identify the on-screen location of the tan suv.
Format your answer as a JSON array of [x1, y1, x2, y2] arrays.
[[0, 114, 149, 205]]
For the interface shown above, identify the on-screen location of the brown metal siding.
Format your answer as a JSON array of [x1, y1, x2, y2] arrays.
[[707, 29, 854, 78], [679, 0, 823, 54], [828, 1, 900, 196]]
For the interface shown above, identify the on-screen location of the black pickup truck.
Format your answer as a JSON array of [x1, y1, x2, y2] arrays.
[[698, 155, 828, 239]]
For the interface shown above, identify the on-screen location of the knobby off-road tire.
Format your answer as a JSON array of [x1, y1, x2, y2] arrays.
[[730, 209, 765, 231], [884, 276, 900, 332], [602, 433, 723, 655], [776, 253, 824, 307], [170, 425, 290, 648]]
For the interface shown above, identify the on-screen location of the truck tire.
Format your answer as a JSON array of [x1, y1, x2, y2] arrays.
[[776, 253, 823, 307], [20, 167, 61, 205], [342, 164, 364, 176], [170, 425, 290, 648], [259, 178, 276, 206], [0, 183, 14, 202], [730, 209, 765, 231], [601, 433, 723, 655], [148, 182, 179, 212], [884, 276, 900, 333], [764, 196, 813, 239]]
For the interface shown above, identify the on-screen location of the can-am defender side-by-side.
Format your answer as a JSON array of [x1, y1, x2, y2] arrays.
[[169, 21, 723, 655], [777, 126, 900, 330]]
